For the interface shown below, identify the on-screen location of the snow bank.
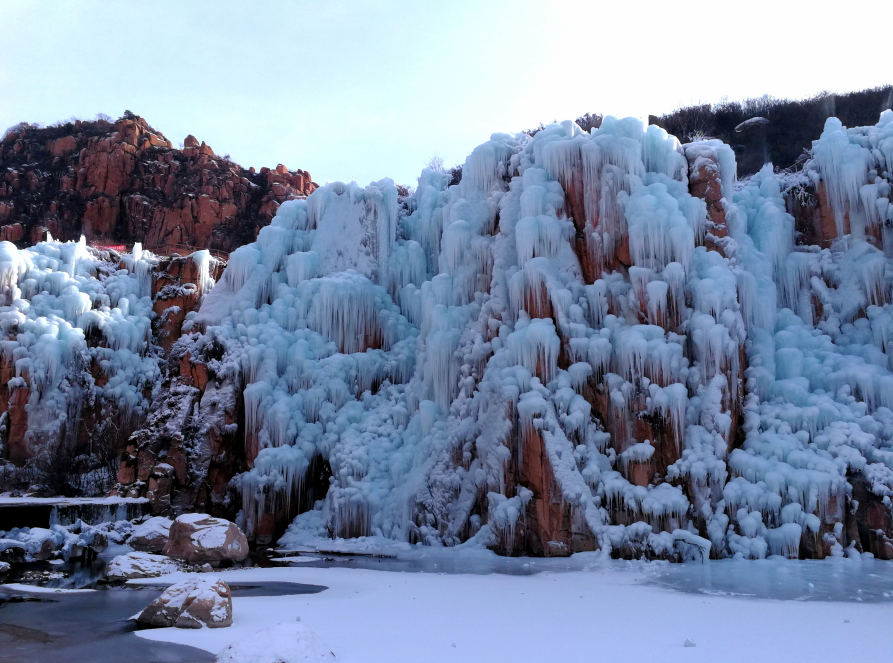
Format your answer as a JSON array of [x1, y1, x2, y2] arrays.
[[215, 622, 336, 662]]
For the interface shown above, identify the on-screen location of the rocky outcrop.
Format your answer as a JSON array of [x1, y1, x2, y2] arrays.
[[137, 576, 233, 629], [163, 514, 249, 564], [0, 113, 317, 253], [684, 142, 731, 255]]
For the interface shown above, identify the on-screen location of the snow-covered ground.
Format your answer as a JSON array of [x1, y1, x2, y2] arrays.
[[134, 559, 893, 663]]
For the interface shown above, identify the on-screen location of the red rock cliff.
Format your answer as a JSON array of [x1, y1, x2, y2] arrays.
[[0, 114, 317, 253]]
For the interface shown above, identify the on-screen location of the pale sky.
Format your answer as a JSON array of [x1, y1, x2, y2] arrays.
[[2, 0, 890, 186]]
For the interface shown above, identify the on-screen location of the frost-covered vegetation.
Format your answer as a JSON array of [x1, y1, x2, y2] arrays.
[[653, 85, 893, 175]]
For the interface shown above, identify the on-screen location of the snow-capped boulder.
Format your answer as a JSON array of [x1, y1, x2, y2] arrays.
[[215, 622, 336, 662], [137, 576, 232, 629], [128, 516, 173, 553], [163, 514, 248, 564], [0, 561, 10, 574], [0, 528, 60, 561], [106, 551, 180, 579]]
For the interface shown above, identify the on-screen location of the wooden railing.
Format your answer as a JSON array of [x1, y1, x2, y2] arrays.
[[145, 243, 230, 261], [89, 241, 229, 261]]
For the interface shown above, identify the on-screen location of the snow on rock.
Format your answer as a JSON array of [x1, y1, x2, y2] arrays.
[[107, 551, 180, 579], [163, 514, 248, 564], [214, 622, 336, 663], [128, 516, 173, 553], [137, 576, 232, 629]]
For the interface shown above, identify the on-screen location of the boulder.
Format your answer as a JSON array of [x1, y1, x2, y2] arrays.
[[215, 622, 336, 662], [106, 551, 180, 579], [0, 561, 10, 574], [163, 514, 249, 564], [128, 516, 173, 553], [137, 576, 232, 629]]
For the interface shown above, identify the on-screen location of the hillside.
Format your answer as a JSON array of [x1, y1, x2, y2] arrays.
[[0, 113, 316, 254]]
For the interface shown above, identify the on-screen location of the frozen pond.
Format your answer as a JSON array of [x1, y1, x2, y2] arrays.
[[271, 546, 893, 602], [134, 560, 893, 663], [645, 556, 893, 602], [3, 549, 892, 662]]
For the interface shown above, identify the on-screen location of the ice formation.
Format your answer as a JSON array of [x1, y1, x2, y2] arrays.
[[177, 111, 893, 559], [8, 110, 893, 561], [0, 239, 161, 477]]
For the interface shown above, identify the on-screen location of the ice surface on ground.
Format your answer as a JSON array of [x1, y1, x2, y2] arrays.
[[135, 563, 892, 663], [159, 112, 893, 558]]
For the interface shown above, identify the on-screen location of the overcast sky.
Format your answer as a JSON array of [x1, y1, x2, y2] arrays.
[[2, 0, 890, 185]]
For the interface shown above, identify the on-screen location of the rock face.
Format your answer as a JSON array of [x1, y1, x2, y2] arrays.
[[0, 113, 316, 253], [137, 576, 233, 629], [127, 517, 173, 553], [163, 514, 249, 564], [106, 551, 180, 579], [214, 623, 336, 663]]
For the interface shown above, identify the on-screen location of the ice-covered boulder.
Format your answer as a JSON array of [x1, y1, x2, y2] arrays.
[[0, 561, 10, 574], [106, 551, 180, 579], [215, 622, 336, 662], [137, 576, 232, 629], [128, 516, 173, 553], [163, 514, 248, 564]]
